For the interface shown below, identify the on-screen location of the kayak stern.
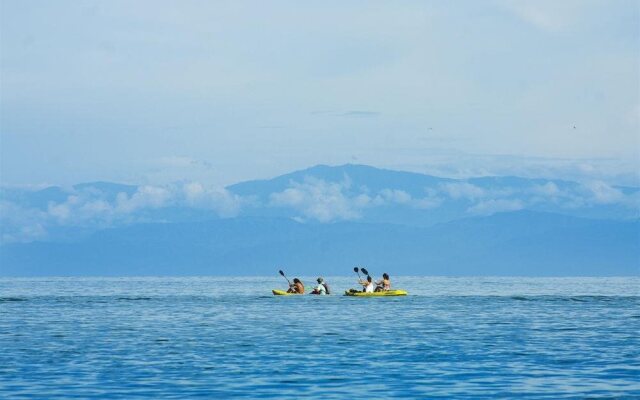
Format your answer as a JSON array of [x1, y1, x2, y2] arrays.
[[272, 289, 301, 296]]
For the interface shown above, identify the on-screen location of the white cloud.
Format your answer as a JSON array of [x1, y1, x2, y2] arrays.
[[441, 182, 486, 200], [2, 223, 47, 244], [0, 182, 249, 244], [467, 199, 524, 216], [379, 189, 412, 204], [3, 169, 638, 244], [183, 182, 205, 200], [353, 193, 373, 208], [394, 153, 640, 188], [48, 201, 73, 222], [269, 177, 448, 222], [115, 186, 172, 213], [270, 177, 363, 222], [0, 201, 49, 243], [582, 181, 624, 204], [182, 182, 243, 217], [531, 182, 561, 197], [376, 188, 443, 210], [528, 182, 570, 206]]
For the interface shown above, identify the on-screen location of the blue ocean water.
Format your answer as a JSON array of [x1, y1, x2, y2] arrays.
[[1, 276, 639, 399]]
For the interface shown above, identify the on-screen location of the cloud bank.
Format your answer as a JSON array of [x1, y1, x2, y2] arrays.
[[1, 170, 638, 243], [1, 183, 243, 243]]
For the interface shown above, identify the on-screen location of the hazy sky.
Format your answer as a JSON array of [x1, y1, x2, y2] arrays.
[[1, 0, 638, 186]]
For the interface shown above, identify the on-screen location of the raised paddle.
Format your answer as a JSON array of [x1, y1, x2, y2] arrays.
[[354, 267, 362, 279], [278, 269, 291, 286], [361, 267, 369, 276]]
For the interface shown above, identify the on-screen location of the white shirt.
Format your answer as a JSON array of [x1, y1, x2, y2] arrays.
[[364, 282, 374, 293], [314, 283, 327, 295]]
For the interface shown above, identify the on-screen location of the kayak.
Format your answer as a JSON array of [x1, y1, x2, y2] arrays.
[[272, 289, 302, 296], [344, 289, 408, 297]]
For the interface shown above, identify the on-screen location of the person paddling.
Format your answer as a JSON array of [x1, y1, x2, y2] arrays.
[[287, 278, 305, 294], [375, 273, 391, 292], [311, 277, 329, 295], [358, 275, 375, 293]]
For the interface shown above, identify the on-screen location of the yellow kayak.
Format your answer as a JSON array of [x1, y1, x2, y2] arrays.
[[272, 289, 302, 296], [344, 289, 408, 297]]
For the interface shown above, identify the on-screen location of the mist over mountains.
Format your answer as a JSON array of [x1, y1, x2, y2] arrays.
[[1, 164, 638, 276]]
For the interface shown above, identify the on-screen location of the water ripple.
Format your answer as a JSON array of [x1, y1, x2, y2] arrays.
[[0, 277, 639, 398]]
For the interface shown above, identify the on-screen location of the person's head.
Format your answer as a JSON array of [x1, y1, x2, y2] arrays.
[[317, 277, 324, 283], [367, 275, 372, 283], [293, 278, 301, 284], [383, 273, 389, 280]]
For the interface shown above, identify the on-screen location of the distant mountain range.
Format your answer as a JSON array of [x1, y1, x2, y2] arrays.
[[1, 164, 638, 276], [229, 164, 639, 223]]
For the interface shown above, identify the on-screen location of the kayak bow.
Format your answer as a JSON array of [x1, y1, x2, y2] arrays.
[[344, 290, 408, 297], [272, 289, 302, 296]]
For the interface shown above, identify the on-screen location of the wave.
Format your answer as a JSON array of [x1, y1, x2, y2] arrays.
[[0, 297, 28, 302]]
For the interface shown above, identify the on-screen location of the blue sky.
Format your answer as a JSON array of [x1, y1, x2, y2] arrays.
[[1, 0, 638, 186]]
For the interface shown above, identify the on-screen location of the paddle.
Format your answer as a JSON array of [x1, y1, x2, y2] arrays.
[[278, 269, 291, 287], [354, 267, 362, 280], [359, 267, 374, 292]]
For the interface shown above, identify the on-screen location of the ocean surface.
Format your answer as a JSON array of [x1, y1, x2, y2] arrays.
[[1, 276, 639, 399]]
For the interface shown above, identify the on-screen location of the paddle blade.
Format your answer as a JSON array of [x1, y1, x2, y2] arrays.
[[353, 267, 359, 273], [279, 270, 285, 276], [361, 268, 369, 275]]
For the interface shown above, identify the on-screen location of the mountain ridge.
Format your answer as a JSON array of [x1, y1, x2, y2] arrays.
[[1, 164, 638, 276], [1, 210, 637, 276]]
